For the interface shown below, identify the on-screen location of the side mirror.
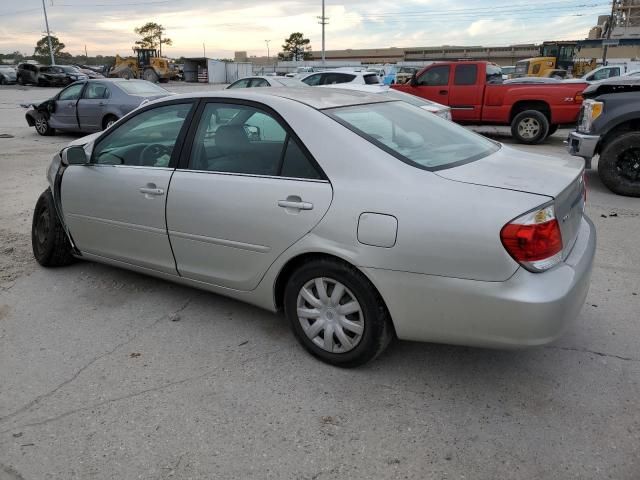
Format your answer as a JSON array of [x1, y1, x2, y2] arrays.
[[410, 72, 418, 87], [244, 125, 261, 141], [61, 145, 88, 166]]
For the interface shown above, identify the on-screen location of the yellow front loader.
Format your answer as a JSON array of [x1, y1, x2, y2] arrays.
[[110, 48, 171, 83]]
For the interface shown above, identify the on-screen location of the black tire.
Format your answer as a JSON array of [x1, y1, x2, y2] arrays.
[[511, 110, 550, 145], [547, 124, 559, 137], [284, 258, 393, 367], [598, 131, 640, 197], [17, 75, 24, 85], [34, 113, 55, 136], [0, 76, 6, 85], [120, 68, 134, 80], [143, 68, 159, 83], [102, 114, 118, 130], [31, 188, 75, 267]]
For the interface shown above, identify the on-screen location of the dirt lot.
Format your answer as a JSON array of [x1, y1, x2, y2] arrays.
[[0, 83, 639, 480]]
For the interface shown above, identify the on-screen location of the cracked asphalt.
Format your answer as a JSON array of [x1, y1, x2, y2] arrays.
[[1, 83, 639, 480]]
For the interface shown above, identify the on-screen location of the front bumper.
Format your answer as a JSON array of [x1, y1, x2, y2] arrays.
[[567, 131, 600, 160], [364, 216, 596, 349]]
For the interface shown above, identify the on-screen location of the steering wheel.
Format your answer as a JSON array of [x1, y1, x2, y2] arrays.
[[140, 143, 169, 166]]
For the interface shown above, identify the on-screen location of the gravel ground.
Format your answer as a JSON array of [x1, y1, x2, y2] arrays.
[[0, 82, 639, 480]]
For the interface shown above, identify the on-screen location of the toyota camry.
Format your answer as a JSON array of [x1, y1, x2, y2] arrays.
[[31, 88, 596, 367]]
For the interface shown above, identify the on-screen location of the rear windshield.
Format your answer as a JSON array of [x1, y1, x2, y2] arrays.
[[326, 101, 498, 170], [117, 80, 168, 95]]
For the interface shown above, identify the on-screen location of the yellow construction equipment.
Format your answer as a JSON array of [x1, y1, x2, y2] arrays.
[[514, 41, 598, 78], [109, 48, 171, 83]]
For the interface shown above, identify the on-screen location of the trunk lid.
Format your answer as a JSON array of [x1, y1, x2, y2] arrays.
[[436, 144, 585, 258]]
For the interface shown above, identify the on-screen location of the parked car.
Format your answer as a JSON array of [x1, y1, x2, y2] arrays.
[[31, 88, 595, 367], [227, 76, 305, 89], [17, 63, 67, 86], [567, 77, 640, 196], [581, 65, 622, 83], [543, 69, 571, 80], [300, 70, 380, 86], [285, 66, 314, 78], [393, 61, 588, 144], [57, 65, 89, 84], [0, 65, 17, 85], [23, 79, 170, 136], [501, 65, 516, 79], [73, 65, 104, 79], [324, 83, 452, 120], [395, 66, 419, 84], [622, 69, 640, 78]]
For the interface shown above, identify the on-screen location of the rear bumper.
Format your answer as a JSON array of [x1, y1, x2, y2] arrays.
[[365, 216, 596, 349], [567, 131, 600, 160]]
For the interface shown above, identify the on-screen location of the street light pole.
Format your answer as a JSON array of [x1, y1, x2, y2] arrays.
[[317, 0, 328, 64], [41, 0, 55, 65], [265, 39, 271, 60]]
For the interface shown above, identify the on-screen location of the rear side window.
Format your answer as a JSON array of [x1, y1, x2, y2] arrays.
[[281, 138, 321, 180], [83, 82, 109, 99], [454, 65, 477, 85], [228, 78, 251, 89], [364, 74, 381, 85], [417, 66, 450, 86], [322, 73, 355, 85]]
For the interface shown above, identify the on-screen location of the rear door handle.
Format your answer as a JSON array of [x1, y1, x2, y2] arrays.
[[98, 102, 106, 106], [139, 187, 164, 196], [439, 90, 448, 95], [278, 200, 313, 210]]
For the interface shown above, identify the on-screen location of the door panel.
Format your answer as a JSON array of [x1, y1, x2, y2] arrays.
[[50, 83, 85, 130], [62, 166, 177, 273], [167, 173, 332, 290], [402, 65, 451, 105], [78, 82, 110, 131], [449, 64, 482, 122]]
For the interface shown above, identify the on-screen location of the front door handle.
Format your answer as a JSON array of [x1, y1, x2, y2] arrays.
[[278, 199, 313, 210], [139, 186, 164, 196]]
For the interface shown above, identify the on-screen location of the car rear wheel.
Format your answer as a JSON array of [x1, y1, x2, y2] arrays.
[[598, 132, 640, 197], [284, 259, 393, 367], [34, 114, 55, 136], [0, 76, 6, 85], [32, 188, 75, 267], [511, 110, 549, 145], [102, 114, 118, 130]]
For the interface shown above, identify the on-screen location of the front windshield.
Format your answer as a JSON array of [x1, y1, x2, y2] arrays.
[[117, 80, 168, 95], [326, 101, 498, 170]]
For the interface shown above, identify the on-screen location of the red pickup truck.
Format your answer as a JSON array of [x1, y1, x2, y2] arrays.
[[392, 61, 587, 144]]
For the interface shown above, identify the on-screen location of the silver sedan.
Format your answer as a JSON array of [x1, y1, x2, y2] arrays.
[[226, 76, 305, 89], [31, 88, 596, 367], [24, 79, 170, 136]]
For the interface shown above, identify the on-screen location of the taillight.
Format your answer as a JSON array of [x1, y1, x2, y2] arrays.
[[500, 205, 563, 272]]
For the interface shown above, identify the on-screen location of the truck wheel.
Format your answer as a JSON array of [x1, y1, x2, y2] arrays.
[[143, 69, 159, 83], [547, 125, 559, 137], [120, 68, 134, 80], [32, 188, 75, 267], [598, 132, 640, 197], [511, 110, 549, 145]]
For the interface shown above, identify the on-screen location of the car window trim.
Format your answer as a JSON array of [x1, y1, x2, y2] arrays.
[[176, 97, 328, 181], [89, 98, 199, 169]]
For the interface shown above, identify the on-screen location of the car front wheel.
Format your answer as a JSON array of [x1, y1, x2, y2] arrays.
[[34, 114, 55, 136], [598, 131, 640, 197], [32, 188, 76, 267], [284, 259, 393, 367]]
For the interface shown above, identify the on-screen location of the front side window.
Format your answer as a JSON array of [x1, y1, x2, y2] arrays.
[[327, 101, 499, 170], [188, 103, 320, 179], [417, 66, 450, 86], [58, 83, 84, 101], [83, 82, 109, 99], [250, 78, 270, 87], [92, 103, 192, 167], [454, 65, 478, 85], [323, 73, 356, 85]]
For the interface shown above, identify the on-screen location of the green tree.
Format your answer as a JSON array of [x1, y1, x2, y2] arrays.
[[278, 32, 312, 61], [34, 36, 66, 64], [134, 22, 172, 56]]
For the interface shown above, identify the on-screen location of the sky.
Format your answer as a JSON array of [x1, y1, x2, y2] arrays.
[[0, 0, 610, 58]]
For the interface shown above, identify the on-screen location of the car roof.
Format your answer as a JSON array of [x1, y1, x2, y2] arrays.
[[164, 87, 393, 110]]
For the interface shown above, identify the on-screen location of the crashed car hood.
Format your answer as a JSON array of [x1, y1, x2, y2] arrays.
[[435, 144, 583, 198]]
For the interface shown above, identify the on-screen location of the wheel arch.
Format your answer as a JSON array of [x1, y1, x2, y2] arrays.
[[25, 112, 36, 127], [509, 100, 551, 123], [597, 118, 640, 155], [101, 113, 119, 130]]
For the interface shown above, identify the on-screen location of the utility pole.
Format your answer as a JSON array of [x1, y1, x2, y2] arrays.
[[41, 0, 55, 65], [603, 0, 618, 65], [317, 0, 329, 64], [84, 44, 88, 60], [203, 42, 206, 57], [265, 40, 271, 60]]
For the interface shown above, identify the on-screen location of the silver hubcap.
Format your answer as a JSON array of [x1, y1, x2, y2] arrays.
[[296, 278, 364, 354], [35, 117, 47, 133], [106, 120, 115, 128], [518, 118, 540, 139]]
